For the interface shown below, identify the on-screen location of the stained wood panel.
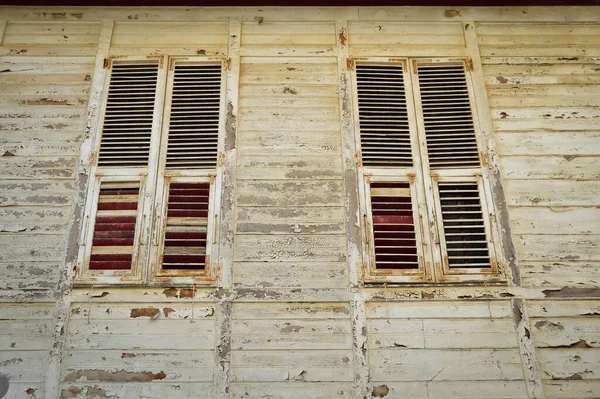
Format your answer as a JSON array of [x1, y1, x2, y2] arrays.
[[240, 22, 336, 56], [110, 22, 228, 56], [231, 302, 353, 397], [366, 301, 527, 398], [0, 303, 55, 399], [528, 300, 600, 398], [348, 22, 466, 57], [480, 22, 600, 289]]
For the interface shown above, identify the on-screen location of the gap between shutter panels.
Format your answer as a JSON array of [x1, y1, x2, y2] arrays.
[[90, 182, 141, 270], [355, 64, 413, 168], [161, 182, 210, 272], [98, 62, 159, 167], [438, 182, 492, 269], [370, 182, 419, 270], [415, 62, 481, 169], [166, 63, 222, 170]]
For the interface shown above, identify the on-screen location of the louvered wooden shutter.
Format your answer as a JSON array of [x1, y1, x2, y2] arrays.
[[98, 61, 160, 167], [89, 182, 142, 271], [355, 63, 413, 167], [160, 182, 210, 272], [437, 182, 492, 270], [165, 61, 222, 170], [370, 182, 419, 270], [414, 61, 481, 169]]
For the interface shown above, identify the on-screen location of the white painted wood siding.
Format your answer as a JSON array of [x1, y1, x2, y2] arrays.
[[0, 21, 98, 295], [478, 23, 600, 289], [0, 8, 598, 399]]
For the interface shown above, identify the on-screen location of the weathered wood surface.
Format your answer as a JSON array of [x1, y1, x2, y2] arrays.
[[0, 303, 55, 398], [0, 8, 598, 399], [230, 302, 354, 396], [366, 301, 528, 398], [480, 22, 600, 290], [528, 300, 600, 398]]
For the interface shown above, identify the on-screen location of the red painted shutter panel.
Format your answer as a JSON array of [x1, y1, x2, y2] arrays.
[[371, 182, 419, 270]]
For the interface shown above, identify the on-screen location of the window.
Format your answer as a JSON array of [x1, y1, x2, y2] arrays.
[[76, 56, 225, 285], [353, 58, 505, 284]]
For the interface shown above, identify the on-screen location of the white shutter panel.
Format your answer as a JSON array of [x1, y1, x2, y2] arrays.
[[437, 181, 492, 271], [355, 63, 413, 167], [165, 61, 222, 170], [160, 181, 210, 272], [89, 181, 143, 271], [98, 61, 160, 167], [414, 61, 481, 169]]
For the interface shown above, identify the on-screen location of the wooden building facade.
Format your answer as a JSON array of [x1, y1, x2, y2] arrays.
[[0, 6, 599, 399]]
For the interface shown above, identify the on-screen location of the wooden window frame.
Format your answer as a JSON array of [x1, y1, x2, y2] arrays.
[[352, 56, 508, 284], [75, 55, 226, 286]]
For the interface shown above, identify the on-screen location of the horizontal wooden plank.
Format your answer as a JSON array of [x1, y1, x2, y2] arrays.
[[232, 319, 350, 335], [63, 349, 214, 368], [240, 63, 337, 85], [109, 45, 226, 56], [531, 317, 600, 348], [371, 362, 524, 381], [0, 234, 66, 262], [0, 261, 62, 290], [538, 348, 600, 380], [68, 304, 215, 320], [348, 21, 463, 35], [61, 366, 214, 383], [242, 22, 335, 35], [0, 180, 74, 206], [235, 234, 346, 262], [231, 350, 352, 367], [66, 334, 214, 350], [0, 45, 98, 56], [59, 383, 213, 399], [493, 119, 599, 132], [505, 180, 600, 207], [350, 44, 466, 57], [488, 84, 600, 97], [508, 207, 600, 235], [231, 382, 354, 399], [488, 95, 600, 108], [543, 380, 600, 399], [233, 261, 348, 289], [528, 300, 600, 318], [237, 130, 341, 155], [240, 83, 338, 99], [484, 64, 600, 77], [0, 130, 82, 157], [496, 133, 600, 155], [500, 156, 600, 179], [366, 301, 513, 319], [232, 302, 350, 320], [231, 365, 353, 382], [521, 261, 600, 288], [428, 380, 528, 398], [515, 234, 600, 262], [477, 24, 600, 37], [0, 155, 77, 180], [231, 333, 352, 350], [0, 206, 70, 232], [237, 181, 344, 207], [480, 46, 600, 57]]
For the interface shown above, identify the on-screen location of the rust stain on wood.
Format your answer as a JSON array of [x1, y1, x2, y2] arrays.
[[130, 308, 160, 318], [63, 369, 166, 382]]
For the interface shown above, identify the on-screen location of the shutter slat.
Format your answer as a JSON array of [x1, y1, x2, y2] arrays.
[[371, 182, 419, 270], [161, 182, 210, 272], [438, 182, 492, 270], [416, 62, 481, 169], [356, 64, 413, 168], [98, 61, 159, 168], [89, 182, 141, 270], [166, 63, 222, 170]]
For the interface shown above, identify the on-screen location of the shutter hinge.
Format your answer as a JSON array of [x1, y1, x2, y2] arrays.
[[225, 58, 232, 71], [346, 58, 354, 71], [407, 172, 416, 184], [218, 152, 226, 167], [88, 151, 98, 167], [103, 58, 111, 69], [354, 152, 362, 168]]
